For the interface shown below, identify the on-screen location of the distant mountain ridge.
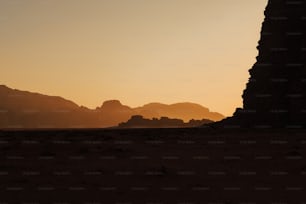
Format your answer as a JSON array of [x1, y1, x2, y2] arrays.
[[135, 102, 223, 122], [0, 85, 224, 128]]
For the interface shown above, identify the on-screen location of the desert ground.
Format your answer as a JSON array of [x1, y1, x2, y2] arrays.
[[0, 128, 306, 203]]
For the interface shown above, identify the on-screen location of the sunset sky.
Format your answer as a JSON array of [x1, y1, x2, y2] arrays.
[[1, 0, 267, 116]]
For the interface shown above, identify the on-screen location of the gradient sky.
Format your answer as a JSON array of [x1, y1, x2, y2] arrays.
[[0, 0, 267, 116]]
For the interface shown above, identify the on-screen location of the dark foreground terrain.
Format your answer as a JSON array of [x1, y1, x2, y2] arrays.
[[0, 128, 306, 203]]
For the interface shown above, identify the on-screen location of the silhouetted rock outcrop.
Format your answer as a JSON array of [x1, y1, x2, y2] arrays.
[[134, 102, 224, 122], [217, 0, 306, 128], [119, 115, 213, 128]]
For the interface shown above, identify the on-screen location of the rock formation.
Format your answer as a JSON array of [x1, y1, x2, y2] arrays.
[[119, 115, 213, 128], [220, 0, 306, 128], [134, 102, 224, 122]]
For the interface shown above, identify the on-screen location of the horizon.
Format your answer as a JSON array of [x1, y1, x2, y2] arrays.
[[1, 0, 267, 116]]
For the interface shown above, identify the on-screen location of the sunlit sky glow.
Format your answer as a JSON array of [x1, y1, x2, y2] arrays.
[[0, 0, 267, 116]]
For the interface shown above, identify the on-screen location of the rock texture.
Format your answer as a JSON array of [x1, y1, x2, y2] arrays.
[[221, 0, 306, 128]]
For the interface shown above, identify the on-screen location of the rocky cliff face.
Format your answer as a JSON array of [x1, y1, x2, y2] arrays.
[[227, 0, 306, 128]]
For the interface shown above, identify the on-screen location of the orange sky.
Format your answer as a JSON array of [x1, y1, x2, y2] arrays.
[[0, 0, 267, 116]]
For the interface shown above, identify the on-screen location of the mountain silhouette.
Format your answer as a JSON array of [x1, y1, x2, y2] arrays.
[[0, 85, 224, 128], [0, 85, 103, 128], [0, 85, 79, 111], [96, 100, 135, 128]]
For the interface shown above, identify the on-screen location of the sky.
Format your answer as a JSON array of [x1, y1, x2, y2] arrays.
[[0, 0, 267, 116]]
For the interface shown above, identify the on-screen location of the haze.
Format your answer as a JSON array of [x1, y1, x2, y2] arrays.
[[0, 0, 267, 116]]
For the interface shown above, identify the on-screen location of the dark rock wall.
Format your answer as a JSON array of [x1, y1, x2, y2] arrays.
[[234, 0, 306, 127]]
